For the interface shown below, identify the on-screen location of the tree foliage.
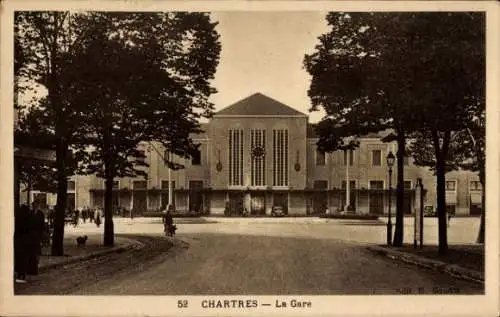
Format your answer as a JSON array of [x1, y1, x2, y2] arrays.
[[15, 11, 221, 249], [15, 11, 86, 255], [64, 12, 221, 246], [304, 12, 485, 252], [304, 12, 425, 246]]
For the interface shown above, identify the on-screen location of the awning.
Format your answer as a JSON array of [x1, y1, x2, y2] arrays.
[[470, 192, 482, 205], [14, 146, 56, 163], [445, 191, 457, 205]]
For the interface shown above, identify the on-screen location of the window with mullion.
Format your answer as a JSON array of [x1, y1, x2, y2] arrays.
[[251, 129, 266, 186], [273, 129, 288, 186], [228, 129, 244, 186]]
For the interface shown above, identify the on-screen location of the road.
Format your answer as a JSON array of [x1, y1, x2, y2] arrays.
[[15, 218, 483, 295]]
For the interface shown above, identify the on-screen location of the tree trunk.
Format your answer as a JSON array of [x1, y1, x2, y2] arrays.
[[435, 155, 448, 255], [476, 168, 485, 244], [26, 182, 32, 208], [14, 159, 21, 211], [103, 156, 115, 247], [51, 137, 68, 256], [393, 133, 406, 246]]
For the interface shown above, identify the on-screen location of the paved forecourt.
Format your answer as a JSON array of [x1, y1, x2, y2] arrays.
[[69, 216, 480, 246], [17, 216, 482, 295]]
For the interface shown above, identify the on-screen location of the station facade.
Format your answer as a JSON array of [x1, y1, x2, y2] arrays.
[[23, 93, 483, 216]]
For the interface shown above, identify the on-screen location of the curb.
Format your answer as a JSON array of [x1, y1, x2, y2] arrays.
[[39, 238, 145, 273], [367, 246, 484, 285]]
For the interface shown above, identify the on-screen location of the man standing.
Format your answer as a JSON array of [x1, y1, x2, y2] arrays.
[[94, 207, 102, 227], [162, 204, 174, 236]]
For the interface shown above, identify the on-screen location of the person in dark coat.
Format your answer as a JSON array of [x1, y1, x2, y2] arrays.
[[94, 207, 102, 227], [35, 209, 50, 247], [81, 208, 87, 223], [88, 208, 94, 223], [26, 208, 43, 277], [14, 205, 30, 283], [162, 205, 174, 236], [73, 208, 80, 227], [47, 208, 55, 230]]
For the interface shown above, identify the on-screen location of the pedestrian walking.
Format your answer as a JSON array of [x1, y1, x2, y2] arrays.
[[94, 207, 102, 227], [89, 208, 94, 223], [82, 208, 87, 223], [73, 208, 80, 227]]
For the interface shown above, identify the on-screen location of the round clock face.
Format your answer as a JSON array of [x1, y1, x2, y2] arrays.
[[252, 146, 265, 158]]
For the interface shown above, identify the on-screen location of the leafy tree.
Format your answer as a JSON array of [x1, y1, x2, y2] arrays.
[[304, 12, 484, 253], [463, 110, 486, 244], [16, 108, 57, 200], [410, 105, 485, 244], [304, 12, 423, 246], [15, 11, 88, 255], [67, 12, 221, 246], [407, 14, 485, 254]]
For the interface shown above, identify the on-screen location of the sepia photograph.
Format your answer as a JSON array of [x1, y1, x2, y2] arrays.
[[1, 1, 499, 316]]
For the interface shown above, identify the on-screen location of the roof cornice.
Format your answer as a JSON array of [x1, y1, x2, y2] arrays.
[[213, 114, 308, 118]]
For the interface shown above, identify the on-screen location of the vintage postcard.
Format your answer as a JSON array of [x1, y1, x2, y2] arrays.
[[1, 1, 498, 316]]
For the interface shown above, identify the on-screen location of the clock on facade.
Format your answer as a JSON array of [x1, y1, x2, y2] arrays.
[[251, 146, 265, 158]]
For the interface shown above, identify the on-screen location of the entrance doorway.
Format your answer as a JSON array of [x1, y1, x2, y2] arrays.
[[369, 181, 384, 215], [189, 181, 204, 213], [228, 192, 244, 215], [273, 192, 288, 215], [313, 180, 328, 214], [250, 193, 266, 215], [67, 193, 76, 212]]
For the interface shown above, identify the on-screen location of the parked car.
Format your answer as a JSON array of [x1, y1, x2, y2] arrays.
[[271, 205, 285, 217], [424, 206, 436, 217]]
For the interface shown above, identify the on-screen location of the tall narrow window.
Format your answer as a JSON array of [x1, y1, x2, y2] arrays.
[[316, 150, 326, 165], [191, 148, 201, 165], [344, 149, 354, 166], [273, 129, 288, 186], [67, 181, 76, 191], [251, 129, 266, 186], [470, 181, 481, 191], [137, 150, 146, 163], [372, 150, 381, 166], [445, 180, 456, 191], [229, 129, 244, 186]]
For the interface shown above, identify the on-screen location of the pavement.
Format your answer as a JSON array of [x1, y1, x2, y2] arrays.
[[367, 244, 484, 285], [67, 232, 482, 295], [38, 232, 144, 273], [16, 217, 483, 294]]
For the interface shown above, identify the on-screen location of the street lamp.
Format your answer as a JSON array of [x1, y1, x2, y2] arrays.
[[386, 151, 395, 246]]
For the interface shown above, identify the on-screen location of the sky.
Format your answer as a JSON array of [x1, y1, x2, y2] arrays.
[[18, 11, 331, 123], [209, 11, 329, 122]]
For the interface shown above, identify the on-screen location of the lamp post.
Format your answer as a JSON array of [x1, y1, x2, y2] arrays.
[[386, 151, 395, 246], [344, 149, 350, 212]]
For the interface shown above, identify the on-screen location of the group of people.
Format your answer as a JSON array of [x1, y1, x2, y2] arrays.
[[69, 207, 103, 227], [14, 204, 48, 283]]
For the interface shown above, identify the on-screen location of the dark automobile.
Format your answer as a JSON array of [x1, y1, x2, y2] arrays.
[[424, 206, 436, 217], [271, 205, 285, 217]]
